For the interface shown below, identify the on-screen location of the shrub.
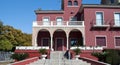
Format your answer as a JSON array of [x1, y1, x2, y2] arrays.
[[39, 49, 47, 54], [73, 48, 81, 55], [11, 53, 29, 61], [91, 51, 108, 62], [104, 49, 120, 65], [92, 49, 120, 65]]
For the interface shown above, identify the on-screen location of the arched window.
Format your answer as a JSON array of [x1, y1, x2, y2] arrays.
[[74, 1, 78, 6], [68, 1, 72, 6]]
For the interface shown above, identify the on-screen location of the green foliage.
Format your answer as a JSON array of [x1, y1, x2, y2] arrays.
[[92, 49, 120, 65], [39, 49, 47, 54], [91, 51, 108, 62], [0, 39, 13, 51], [11, 53, 29, 61], [104, 49, 120, 65], [0, 21, 32, 51], [73, 48, 81, 55]]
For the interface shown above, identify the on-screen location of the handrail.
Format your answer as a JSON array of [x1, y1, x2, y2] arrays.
[[10, 57, 38, 65], [81, 57, 111, 65]]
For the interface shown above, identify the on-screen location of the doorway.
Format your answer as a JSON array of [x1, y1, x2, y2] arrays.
[[55, 38, 64, 51]]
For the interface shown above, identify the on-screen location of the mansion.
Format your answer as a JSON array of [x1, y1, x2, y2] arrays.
[[32, 0, 120, 51]]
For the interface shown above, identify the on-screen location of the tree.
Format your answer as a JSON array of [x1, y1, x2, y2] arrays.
[[0, 39, 13, 51], [0, 21, 32, 51]]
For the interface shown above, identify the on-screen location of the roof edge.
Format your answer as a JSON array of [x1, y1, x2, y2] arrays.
[[35, 10, 64, 14], [79, 4, 120, 13]]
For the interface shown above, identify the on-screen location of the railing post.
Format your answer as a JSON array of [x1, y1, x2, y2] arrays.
[[67, 21, 69, 26], [83, 21, 84, 26], [51, 21, 53, 26]]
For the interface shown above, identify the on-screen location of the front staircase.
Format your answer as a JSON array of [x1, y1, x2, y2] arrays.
[[28, 51, 91, 65]]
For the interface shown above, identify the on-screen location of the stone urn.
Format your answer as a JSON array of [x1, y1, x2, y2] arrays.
[[75, 55, 80, 60], [41, 54, 47, 60]]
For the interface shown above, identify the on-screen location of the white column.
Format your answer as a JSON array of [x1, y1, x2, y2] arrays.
[[51, 35, 53, 51], [67, 34, 69, 50], [34, 37, 37, 47]]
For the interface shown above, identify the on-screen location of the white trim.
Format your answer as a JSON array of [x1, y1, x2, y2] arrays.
[[114, 36, 120, 48], [95, 35, 107, 48], [95, 11, 105, 25], [42, 16, 50, 25], [56, 16, 64, 25], [114, 12, 120, 26], [41, 38, 50, 46], [55, 38, 64, 51], [56, 16, 64, 21], [42, 16, 50, 21], [67, 6, 79, 7]]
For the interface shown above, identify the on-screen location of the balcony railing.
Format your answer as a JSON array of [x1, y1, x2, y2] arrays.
[[109, 19, 120, 27], [91, 19, 109, 27], [33, 21, 84, 27]]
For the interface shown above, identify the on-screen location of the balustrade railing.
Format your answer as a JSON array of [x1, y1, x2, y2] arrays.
[[70, 46, 103, 50], [33, 21, 84, 26]]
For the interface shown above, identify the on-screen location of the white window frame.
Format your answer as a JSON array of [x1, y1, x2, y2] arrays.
[[95, 35, 107, 48], [114, 12, 120, 26], [56, 16, 63, 25], [95, 11, 104, 25], [114, 36, 120, 48], [42, 16, 50, 25]]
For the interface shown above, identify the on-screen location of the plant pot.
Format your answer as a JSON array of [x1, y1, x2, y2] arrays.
[[41, 54, 47, 60], [75, 55, 80, 60]]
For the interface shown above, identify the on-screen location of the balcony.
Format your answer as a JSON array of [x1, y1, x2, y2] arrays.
[[91, 19, 109, 28], [33, 21, 84, 27], [110, 19, 120, 28]]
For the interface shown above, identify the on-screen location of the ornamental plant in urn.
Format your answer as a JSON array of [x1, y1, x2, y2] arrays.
[[73, 48, 81, 60], [39, 48, 47, 60]]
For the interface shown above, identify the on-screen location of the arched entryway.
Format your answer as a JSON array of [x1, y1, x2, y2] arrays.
[[53, 29, 67, 51], [69, 29, 83, 49], [37, 29, 50, 47]]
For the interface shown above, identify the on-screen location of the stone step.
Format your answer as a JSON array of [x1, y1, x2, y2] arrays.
[[28, 59, 91, 65], [28, 51, 91, 65], [50, 51, 65, 59]]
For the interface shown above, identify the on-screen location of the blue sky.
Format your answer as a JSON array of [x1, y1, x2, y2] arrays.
[[0, 0, 100, 34]]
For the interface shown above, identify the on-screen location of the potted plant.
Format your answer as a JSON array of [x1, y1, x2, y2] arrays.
[[38, 48, 47, 60], [73, 48, 81, 60]]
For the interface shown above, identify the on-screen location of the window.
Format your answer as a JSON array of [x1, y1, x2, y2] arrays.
[[68, 1, 72, 6], [96, 37, 106, 46], [56, 17, 63, 25], [115, 37, 120, 46], [70, 38, 77, 46], [70, 17, 77, 21], [74, 1, 78, 6], [111, 0, 114, 3], [42, 38, 49, 46], [114, 13, 120, 26], [43, 17, 49, 21], [96, 12, 104, 25], [43, 17, 50, 25]]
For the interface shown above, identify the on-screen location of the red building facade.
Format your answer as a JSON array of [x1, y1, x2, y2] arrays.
[[32, 0, 120, 51]]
